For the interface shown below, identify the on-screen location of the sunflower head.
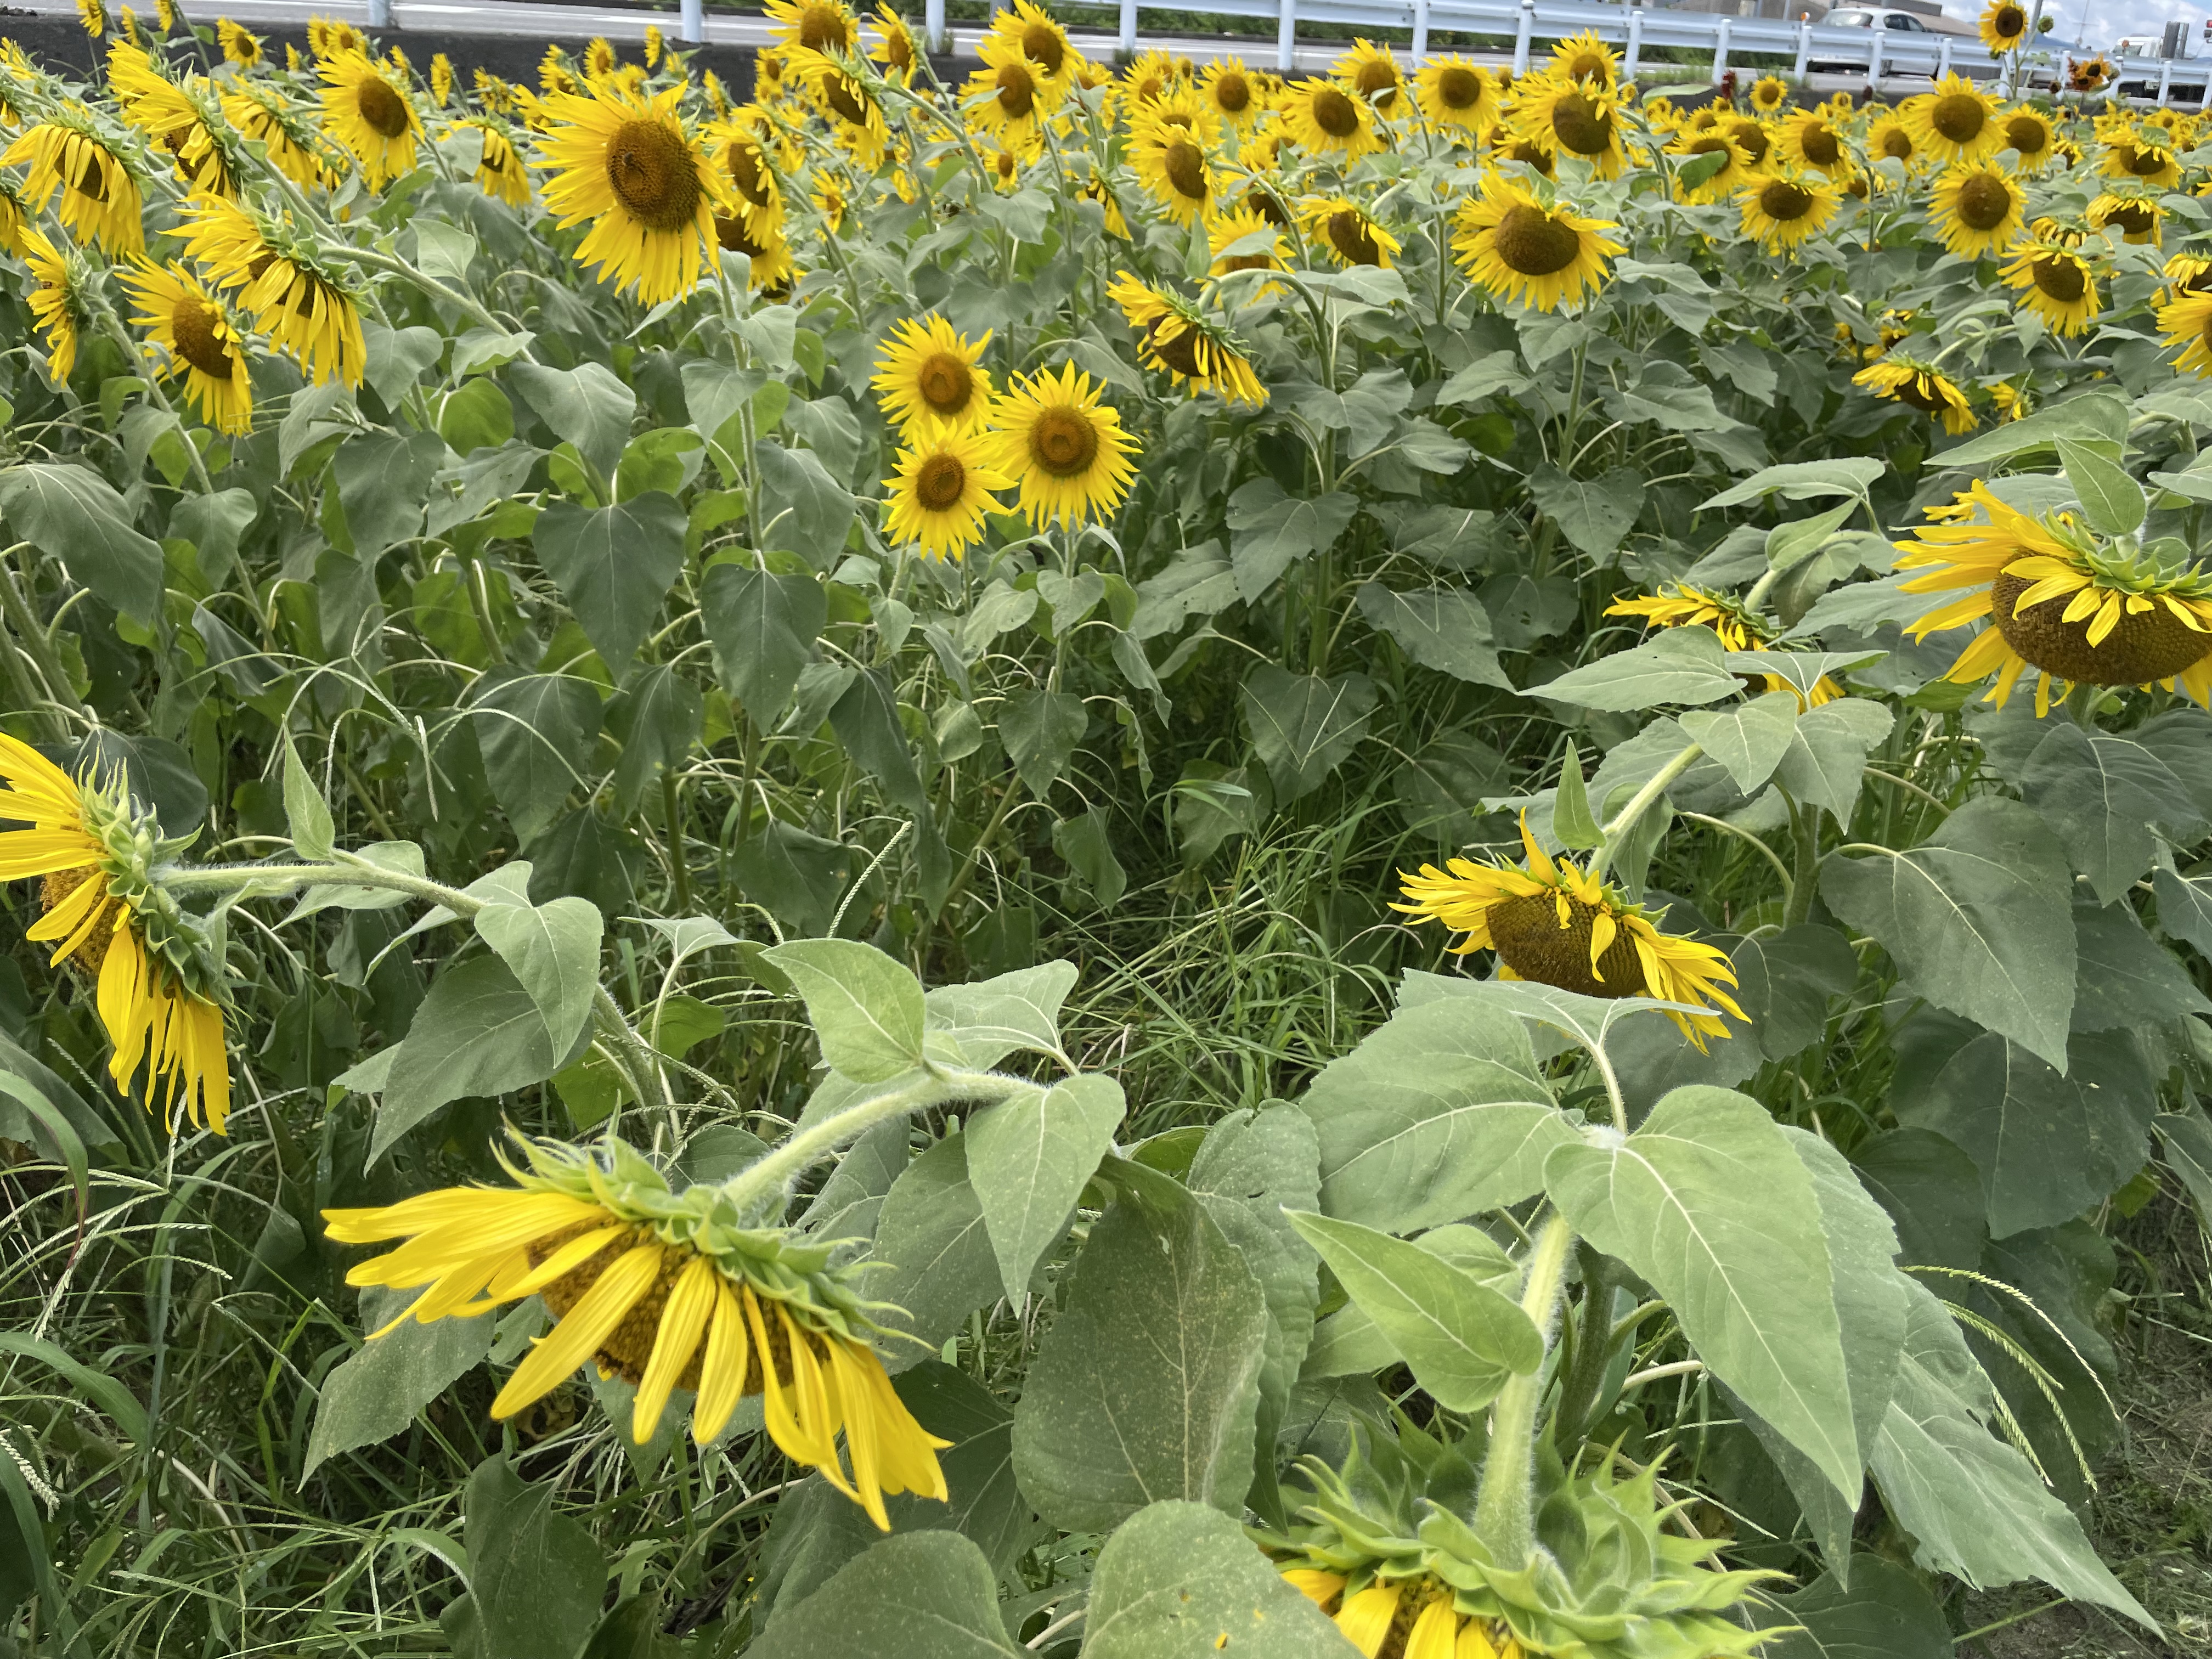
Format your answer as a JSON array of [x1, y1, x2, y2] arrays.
[[1452, 172, 1624, 313], [2006, 237, 2101, 335], [1415, 54, 1494, 136], [217, 16, 259, 64], [1979, 0, 2029, 50], [1931, 160, 2024, 258], [2089, 188, 2162, 245], [883, 421, 1013, 562], [1748, 73, 1788, 112], [872, 313, 996, 435], [1301, 194, 1402, 269], [1332, 38, 1404, 112], [1853, 356, 1974, 434], [1106, 270, 1267, 406], [981, 361, 1141, 531]]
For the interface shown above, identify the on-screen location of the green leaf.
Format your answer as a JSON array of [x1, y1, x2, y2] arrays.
[[701, 562, 826, 723], [332, 430, 444, 558], [371, 955, 565, 1164], [1766, 1556, 1955, 1659], [2055, 437, 2146, 537], [1081, 1500, 1355, 1659], [1354, 583, 1513, 690], [510, 359, 636, 482], [606, 663, 702, 813], [286, 840, 427, 919], [1698, 456, 1885, 510], [1226, 479, 1358, 603], [751, 1531, 1016, 1659], [167, 486, 257, 584], [967, 1074, 1125, 1302], [1851, 1127, 1990, 1273], [1544, 1086, 1860, 1503], [461, 1456, 608, 1659], [1240, 666, 1378, 804], [1536, 628, 1741, 711], [868, 1133, 1003, 1362], [2019, 722, 2202, 904], [304, 1286, 494, 1476], [1284, 1211, 1540, 1409], [0, 460, 163, 623], [2072, 900, 2212, 1031], [1053, 808, 1128, 909], [1785, 1127, 1909, 1488], [1938, 390, 2127, 468], [2156, 1107, 2212, 1226], [1765, 499, 1858, 574], [1772, 697, 1894, 822], [1552, 738, 1602, 850], [892, 1363, 1043, 1576], [763, 938, 927, 1084], [473, 896, 603, 1056], [1868, 1279, 2151, 1626], [281, 731, 336, 860], [533, 494, 687, 676], [1731, 924, 1858, 1062], [754, 440, 857, 568], [470, 670, 602, 840], [1678, 691, 1799, 794], [1001, 688, 1087, 798], [731, 820, 853, 939], [1820, 798, 2076, 1069], [1011, 1167, 1268, 1532], [438, 376, 515, 455], [614, 426, 704, 502], [1301, 1223, 1515, 1380], [828, 667, 930, 819], [924, 960, 1077, 1069], [1529, 463, 1645, 559]]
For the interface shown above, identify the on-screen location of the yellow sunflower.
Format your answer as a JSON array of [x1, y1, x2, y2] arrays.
[[1452, 172, 1623, 312], [2101, 126, 2180, 190], [1207, 200, 1286, 295], [965, 33, 1059, 156], [323, 1136, 952, 1528], [1671, 130, 1753, 205], [0, 736, 232, 1132], [1280, 76, 1384, 162], [1929, 161, 2024, 258], [1394, 815, 1746, 1046], [882, 423, 1012, 562], [454, 119, 529, 206], [2088, 189, 2162, 246], [1129, 110, 1214, 224], [2164, 251, 2212, 302], [77, 0, 104, 37], [1510, 73, 1627, 178], [2067, 53, 2112, 94], [1866, 115, 1917, 173], [988, 0, 1073, 88], [1896, 479, 2212, 713], [19, 228, 85, 383], [1303, 195, 1402, 269], [872, 314, 996, 436], [1899, 75, 2000, 167], [981, 362, 1140, 531], [1414, 55, 1496, 137], [1107, 270, 1266, 406], [765, 0, 858, 54], [1854, 357, 1974, 435], [584, 36, 617, 80], [221, 82, 337, 190], [1333, 39, 1406, 117], [1544, 29, 1620, 92], [119, 259, 253, 435], [1979, 0, 2030, 51], [2004, 239, 2100, 334], [1719, 114, 1773, 170], [176, 194, 365, 387], [537, 83, 731, 304], [3, 112, 145, 255], [1116, 49, 1180, 116], [109, 43, 237, 198], [0, 183, 25, 256], [708, 119, 783, 233], [1199, 58, 1263, 133], [430, 52, 455, 105], [1998, 105, 2056, 172], [791, 48, 890, 166], [1748, 74, 1790, 114], [713, 209, 797, 288], [1607, 586, 1843, 705], [2160, 290, 2212, 375], [870, 7, 917, 81], [1776, 104, 1852, 178], [319, 49, 420, 188]]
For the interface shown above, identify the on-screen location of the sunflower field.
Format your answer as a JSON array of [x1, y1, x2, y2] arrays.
[[7, 0, 2212, 1652]]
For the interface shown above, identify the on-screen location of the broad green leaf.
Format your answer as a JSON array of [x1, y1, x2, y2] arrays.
[[1536, 628, 1741, 711], [924, 960, 1078, 1069], [868, 1135, 1003, 1363], [1529, 463, 1645, 559], [1552, 738, 1602, 850], [166, 487, 257, 584], [1784, 1128, 1908, 1482], [1354, 582, 1513, 690], [828, 667, 930, 817], [701, 562, 827, 723], [1850, 1126, 1990, 1272], [286, 840, 428, 919], [469, 669, 602, 840], [1868, 1279, 2151, 1626], [1054, 809, 1128, 908], [2019, 722, 2202, 904], [1081, 1500, 1353, 1659], [1302, 1223, 1516, 1380], [461, 1456, 607, 1659], [1226, 478, 1358, 603], [1772, 697, 1894, 822], [2157, 1107, 2212, 1226], [473, 897, 603, 1056], [1937, 391, 2126, 468], [1678, 691, 1799, 794], [1240, 665, 1378, 804], [1011, 1167, 1268, 1532], [510, 359, 635, 481], [1298, 991, 1567, 1234], [1544, 1086, 1859, 1502], [1820, 798, 2075, 1069], [606, 662, 702, 812], [754, 440, 856, 568], [1698, 456, 1884, 510], [304, 1286, 494, 1476], [372, 955, 564, 1164], [1767, 1556, 1956, 1659], [732, 820, 853, 939], [967, 1074, 1125, 1302], [437, 376, 515, 455], [751, 1531, 1016, 1659], [2154, 862, 2212, 956], [0, 461, 163, 623], [614, 426, 704, 501], [533, 493, 687, 675], [2071, 900, 2212, 1031], [1764, 499, 1858, 574], [1001, 688, 1087, 797], [2055, 437, 2146, 537], [281, 731, 336, 860], [1731, 924, 1858, 1062], [762, 938, 927, 1084], [1402, 970, 1711, 1060], [332, 430, 443, 558], [0, 1329, 147, 1442], [1284, 1211, 1540, 1409]]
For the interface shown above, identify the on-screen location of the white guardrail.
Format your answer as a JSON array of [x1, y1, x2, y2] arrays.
[[14, 0, 2208, 108]]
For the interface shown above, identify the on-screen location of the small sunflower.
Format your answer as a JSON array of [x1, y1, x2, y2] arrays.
[[1130, 112, 1215, 223], [77, 0, 104, 38], [2101, 126, 2180, 190], [1607, 586, 1843, 705], [1719, 114, 1772, 170], [1510, 74, 1626, 178], [217, 19, 261, 65], [460, 119, 531, 207], [1867, 115, 1917, 172], [1199, 58, 1262, 133], [712, 210, 797, 289], [1207, 200, 1286, 295], [584, 36, 617, 79], [1748, 74, 1790, 114], [176, 194, 365, 387], [872, 314, 996, 436], [109, 43, 238, 197], [3, 111, 145, 255], [2160, 290, 2212, 375], [1740, 170, 1843, 253], [1854, 356, 1974, 435], [2088, 188, 2162, 246], [1413, 55, 1495, 137], [984, 142, 1020, 193], [1452, 172, 1622, 312], [2067, 54, 2111, 94], [1395, 815, 1745, 1046], [1544, 29, 1620, 92], [1279, 76, 1384, 162], [1979, 0, 2030, 51], [811, 177, 847, 231], [708, 119, 783, 233], [1929, 161, 2024, 258], [1107, 271, 1267, 406], [882, 423, 1012, 562], [1776, 104, 1851, 178], [323, 1135, 952, 1528], [965, 34, 1059, 156], [1671, 130, 1753, 205], [119, 259, 253, 435], [765, 0, 858, 54], [537, 83, 730, 304], [1896, 479, 2212, 712], [2004, 238, 2100, 335], [430, 52, 455, 105], [2164, 251, 2212, 302], [981, 362, 1140, 531], [221, 82, 337, 190], [1117, 49, 1180, 115], [1999, 105, 2056, 172], [988, 0, 1073, 87], [19, 228, 86, 383], [1302, 195, 1402, 269], [319, 49, 420, 188], [1900, 74, 2000, 167], [794, 49, 890, 166], [1332, 39, 1405, 117], [870, 7, 917, 81], [1082, 176, 1130, 238]]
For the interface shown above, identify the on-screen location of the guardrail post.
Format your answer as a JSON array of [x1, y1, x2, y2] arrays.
[[1865, 25, 1882, 86], [1411, 0, 1429, 61], [2200, 63, 2212, 110], [367, 0, 390, 27], [1277, 0, 1296, 72], [1512, 0, 1534, 75], [1711, 14, 1730, 82], [679, 0, 703, 43], [1792, 16, 1809, 76], [926, 0, 945, 54], [2158, 59, 2175, 105], [1934, 36, 1950, 77], [1118, 0, 1136, 55], [1624, 4, 1643, 77]]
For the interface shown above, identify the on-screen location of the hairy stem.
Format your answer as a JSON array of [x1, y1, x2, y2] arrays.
[[1588, 740, 1703, 882], [1472, 1210, 1576, 1564]]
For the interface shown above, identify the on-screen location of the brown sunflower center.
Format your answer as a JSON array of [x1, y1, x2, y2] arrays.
[[994, 150, 1016, 180], [1567, 50, 1608, 83], [1247, 185, 1289, 225], [996, 61, 1035, 117], [726, 142, 773, 207], [1892, 373, 1955, 415], [1730, 120, 1770, 163], [1991, 2, 2025, 33], [1020, 19, 1064, 75], [884, 27, 912, 68], [1028, 406, 1099, 477], [914, 452, 968, 511], [1492, 203, 1582, 275], [1214, 71, 1251, 113], [2030, 253, 2086, 303], [916, 351, 973, 415], [2004, 113, 2047, 155], [2124, 143, 2169, 177], [1355, 58, 1398, 103], [714, 213, 766, 256], [1930, 92, 1985, 144], [1488, 891, 1647, 999], [2105, 201, 2156, 234], [355, 72, 410, 139], [823, 74, 870, 125], [172, 295, 235, 379], [606, 116, 703, 232], [1327, 208, 1381, 264], [1801, 122, 1840, 166], [1148, 320, 1204, 377], [77, 149, 109, 203], [1687, 135, 1735, 174], [1759, 179, 1814, 222], [1551, 91, 1612, 155], [1436, 65, 1482, 109], [1991, 572, 2212, 686], [1880, 126, 1914, 160], [797, 0, 851, 52], [1163, 138, 1207, 201], [1310, 85, 1359, 138], [1503, 139, 1554, 174], [1956, 172, 2013, 231]]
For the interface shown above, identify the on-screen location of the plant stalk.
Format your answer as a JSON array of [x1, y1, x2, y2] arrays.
[[1472, 1209, 1576, 1565]]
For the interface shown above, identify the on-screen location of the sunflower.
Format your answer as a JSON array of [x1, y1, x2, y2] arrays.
[[1607, 586, 1843, 705], [1413, 55, 1495, 136], [1545, 29, 1619, 91], [2101, 126, 2180, 190], [1854, 357, 1974, 435], [317, 49, 421, 188], [3, 112, 145, 255], [1303, 195, 1401, 269], [708, 119, 783, 233], [118, 259, 253, 435], [713, 209, 796, 288], [1200, 58, 1263, 133], [1133, 83, 1222, 148], [459, 119, 531, 206], [1280, 76, 1384, 162], [221, 82, 337, 189], [212, 17, 257, 65], [965, 33, 1059, 155], [1118, 49, 1180, 115], [1979, 0, 2030, 51], [1333, 40, 1405, 116], [1129, 111, 1214, 223], [792, 49, 890, 166], [0, 183, 24, 256], [1207, 200, 1286, 295], [2164, 251, 2212, 302], [1866, 114, 1916, 172], [2088, 189, 2162, 245], [983, 142, 1020, 192], [1395, 815, 1745, 1046], [1929, 161, 2023, 258], [109, 43, 238, 197], [1510, 74, 1626, 178], [989, 0, 1072, 87], [765, 0, 858, 54], [751, 46, 791, 104], [1452, 172, 1622, 312], [537, 83, 730, 304], [0, 736, 232, 1132], [1107, 271, 1266, 405], [1748, 74, 1789, 114], [177, 194, 365, 387], [1776, 104, 1851, 178], [1896, 479, 2212, 713], [872, 314, 996, 436], [2004, 238, 2100, 334], [811, 177, 847, 230], [2067, 54, 2111, 94], [881, 423, 1012, 562], [77, 0, 103, 37], [870, 7, 917, 81], [1998, 105, 2056, 172], [323, 1136, 952, 1527], [19, 228, 86, 383], [981, 362, 1139, 531], [1671, 130, 1753, 206], [1082, 175, 1130, 238], [1900, 74, 1999, 166], [539, 44, 580, 97]]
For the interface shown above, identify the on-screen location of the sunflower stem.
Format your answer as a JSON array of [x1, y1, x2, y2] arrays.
[[1587, 740, 1702, 883], [1553, 1242, 1618, 1446], [322, 244, 517, 344], [0, 545, 89, 742], [1471, 1209, 1576, 1566]]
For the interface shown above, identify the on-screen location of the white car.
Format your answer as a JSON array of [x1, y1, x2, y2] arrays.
[[1807, 7, 1934, 74]]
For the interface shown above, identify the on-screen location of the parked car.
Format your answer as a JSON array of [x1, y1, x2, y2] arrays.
[[1807, 7, 1933, 74]]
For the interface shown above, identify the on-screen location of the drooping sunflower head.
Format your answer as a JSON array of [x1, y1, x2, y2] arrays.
[[872, 313, 996, 435], [1451, 172, 1624, 313], [882, 421, 1012, 562], [323, 1133, 953, 1528], [176, 193, 366, 388], [1331, 38, 1404, 114], [220, 80, 340, 190], [459, 117, 532, 207], [217, 17, 261, 65], [109, 42, 241, 198], [2100, 123, 2180, 189], [765, 0, 859, 55], [2165, 251, 2212, 302], [2004, 237, 2100, 335], [119, 258, 253, 436], [869, 5, 917, 80], [1929, 160, 2024, 258], [1748, 73, 1789, 114], [1606, 584, 1761, 652], [1413, 54, 1495, 137], [1281, 74, 1384, 161], [794, 48, 890, 163], [1853, 356, 1974, 435], [1900, 74, 1999, 166], [2, 109, 146, 255], [77, 0, 105, 36], [319, 49, 421, 188], [535, 82, 730, 303], [1896, 479, 2212, 713], [1979, 0, 2030, 50], [981, 360, 1141, 531], [1301, 194, 1403, 270], [1106, 270, 1267, 407], [1207, 200, 1286, 295], [1130, 109, 1215, 224], [19, 225, 89, 384], [2160, 289, 2212, 377], [2089, 188, 2163, 246]]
